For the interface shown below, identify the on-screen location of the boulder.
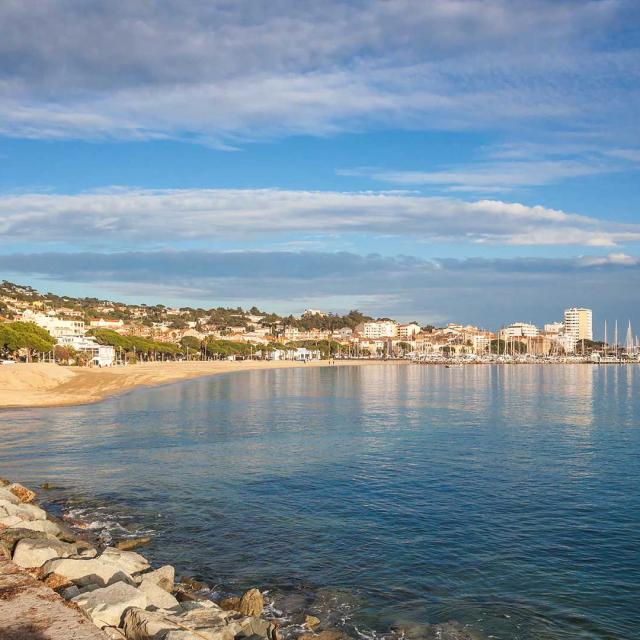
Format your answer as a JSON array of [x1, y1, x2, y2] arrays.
[[72, 581, 148, 627], [61, 584, 81, 599], [0, 499, 46, 521], [178, 605, 236, 629], [122, 607, 183, 640], [42, 556, 135, 587], [305, 616, 321, 629], [219, 596, 241, 611], [0, 487, 21, 505], [43, 572, 73, 590], [12, 537, 78, 568], [237, 616, 278, 639], [180, 576, 208, 591], [137, 564, 175, 592], [100, 546, 150, 574], [12, 518, 64, 536], [138, 579, 180, 610], [238, 588, 264, 617], [0, 527, 51, 558], [116, 536, 152, 551], [0, 515, 23, 529], [8, 482, 37, 503]]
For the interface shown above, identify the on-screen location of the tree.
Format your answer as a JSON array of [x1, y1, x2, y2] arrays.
[[0, 322, 56, 361], [54, 344, 77, 365]]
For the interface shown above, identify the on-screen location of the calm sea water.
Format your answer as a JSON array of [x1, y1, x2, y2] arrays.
[[1, 364, 639, 640]]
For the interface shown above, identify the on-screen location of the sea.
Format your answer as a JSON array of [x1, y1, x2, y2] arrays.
[[1, 364, 639, 640]]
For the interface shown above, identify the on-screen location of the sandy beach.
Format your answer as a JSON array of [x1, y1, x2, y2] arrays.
[[0, 360, 397, 409]]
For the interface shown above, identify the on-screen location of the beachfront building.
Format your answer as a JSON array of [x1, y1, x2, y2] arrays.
[[564, 307, 593, 341], [356, 320, 398, 339], [56, 335, 115, 366]]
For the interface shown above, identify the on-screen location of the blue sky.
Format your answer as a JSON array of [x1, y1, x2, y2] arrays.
[[1, 0, 639, 330]]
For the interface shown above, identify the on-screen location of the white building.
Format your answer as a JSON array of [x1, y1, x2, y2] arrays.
[[553, 333, 577, 354], [398, 323, 421, 340], [89, 318, 125, 330], [563, 307, 593, 341], [25, 312, 85, 338], [57, 335, 115, 367], [499, 322, 539, 339], [544, 322, 564, 335], [357, 320, 398, 339]]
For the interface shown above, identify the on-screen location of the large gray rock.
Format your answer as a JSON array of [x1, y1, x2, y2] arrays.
[[138, 579, 180, 610], [123, 604, 241, 640], [122, 607, 183, 639], [0, 527, 53, 559], [12, 518, 64, 537], [42, 556, 135, 587], [0, 515, 23, 528], [137, 564, 175, 592], [0, 487, 21, 505], [237, 616, 277, 639], [72, 581, 148, 627], [100, 546, 150, 574], [0, 499, 46, 521], [12, 538, 78, 568]]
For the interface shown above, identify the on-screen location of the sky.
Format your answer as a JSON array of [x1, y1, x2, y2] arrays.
[[1, 0, 639, 331]]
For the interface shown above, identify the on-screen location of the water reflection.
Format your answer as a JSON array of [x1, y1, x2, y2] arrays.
[[1, 364, 639, 640]]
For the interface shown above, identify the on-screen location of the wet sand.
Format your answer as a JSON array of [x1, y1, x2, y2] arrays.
[[0, 360, 398, 409]]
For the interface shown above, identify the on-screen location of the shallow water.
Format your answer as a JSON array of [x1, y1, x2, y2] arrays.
[[1, 364, 639, 639]]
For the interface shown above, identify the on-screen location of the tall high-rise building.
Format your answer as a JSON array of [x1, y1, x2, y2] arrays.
[[563, 307, 593, 341]]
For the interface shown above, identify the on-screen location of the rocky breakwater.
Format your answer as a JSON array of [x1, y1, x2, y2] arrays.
[[0, 479, 296, 640]]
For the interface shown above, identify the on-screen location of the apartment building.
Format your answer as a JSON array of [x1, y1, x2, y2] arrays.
[[24, 311, 85, 339], [357, 320, 398, 339], [564, 308, 593, 341]]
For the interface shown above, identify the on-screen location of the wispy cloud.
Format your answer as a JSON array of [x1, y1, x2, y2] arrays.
[[1, 188, 639, 248], [0, 1, 638, 146]]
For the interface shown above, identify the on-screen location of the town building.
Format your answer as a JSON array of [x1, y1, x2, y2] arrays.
[[356, 320, 398, 339], [499, 322, 539, 339], [24, 311, 85, 339], [57, 335, 115, 367], [398, 323, 421, 340], [563, 308, 593, 341], [89, 318, 125, 331]]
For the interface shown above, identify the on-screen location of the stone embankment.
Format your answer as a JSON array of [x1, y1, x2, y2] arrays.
[[0, 479, 322, 640]]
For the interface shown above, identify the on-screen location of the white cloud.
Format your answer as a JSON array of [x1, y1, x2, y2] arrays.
[[340, 159, 609, 192], [0, 1, 638, 145], [1, 188, 639, 248]]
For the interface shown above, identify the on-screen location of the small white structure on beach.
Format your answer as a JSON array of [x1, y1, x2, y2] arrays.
[[57, 335, 115, 367]]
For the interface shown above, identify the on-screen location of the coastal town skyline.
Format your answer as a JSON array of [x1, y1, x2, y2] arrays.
[[2, 280, 638, 362]]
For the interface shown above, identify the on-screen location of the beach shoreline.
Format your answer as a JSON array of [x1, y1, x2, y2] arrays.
[[0, 360, 406, 410]]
